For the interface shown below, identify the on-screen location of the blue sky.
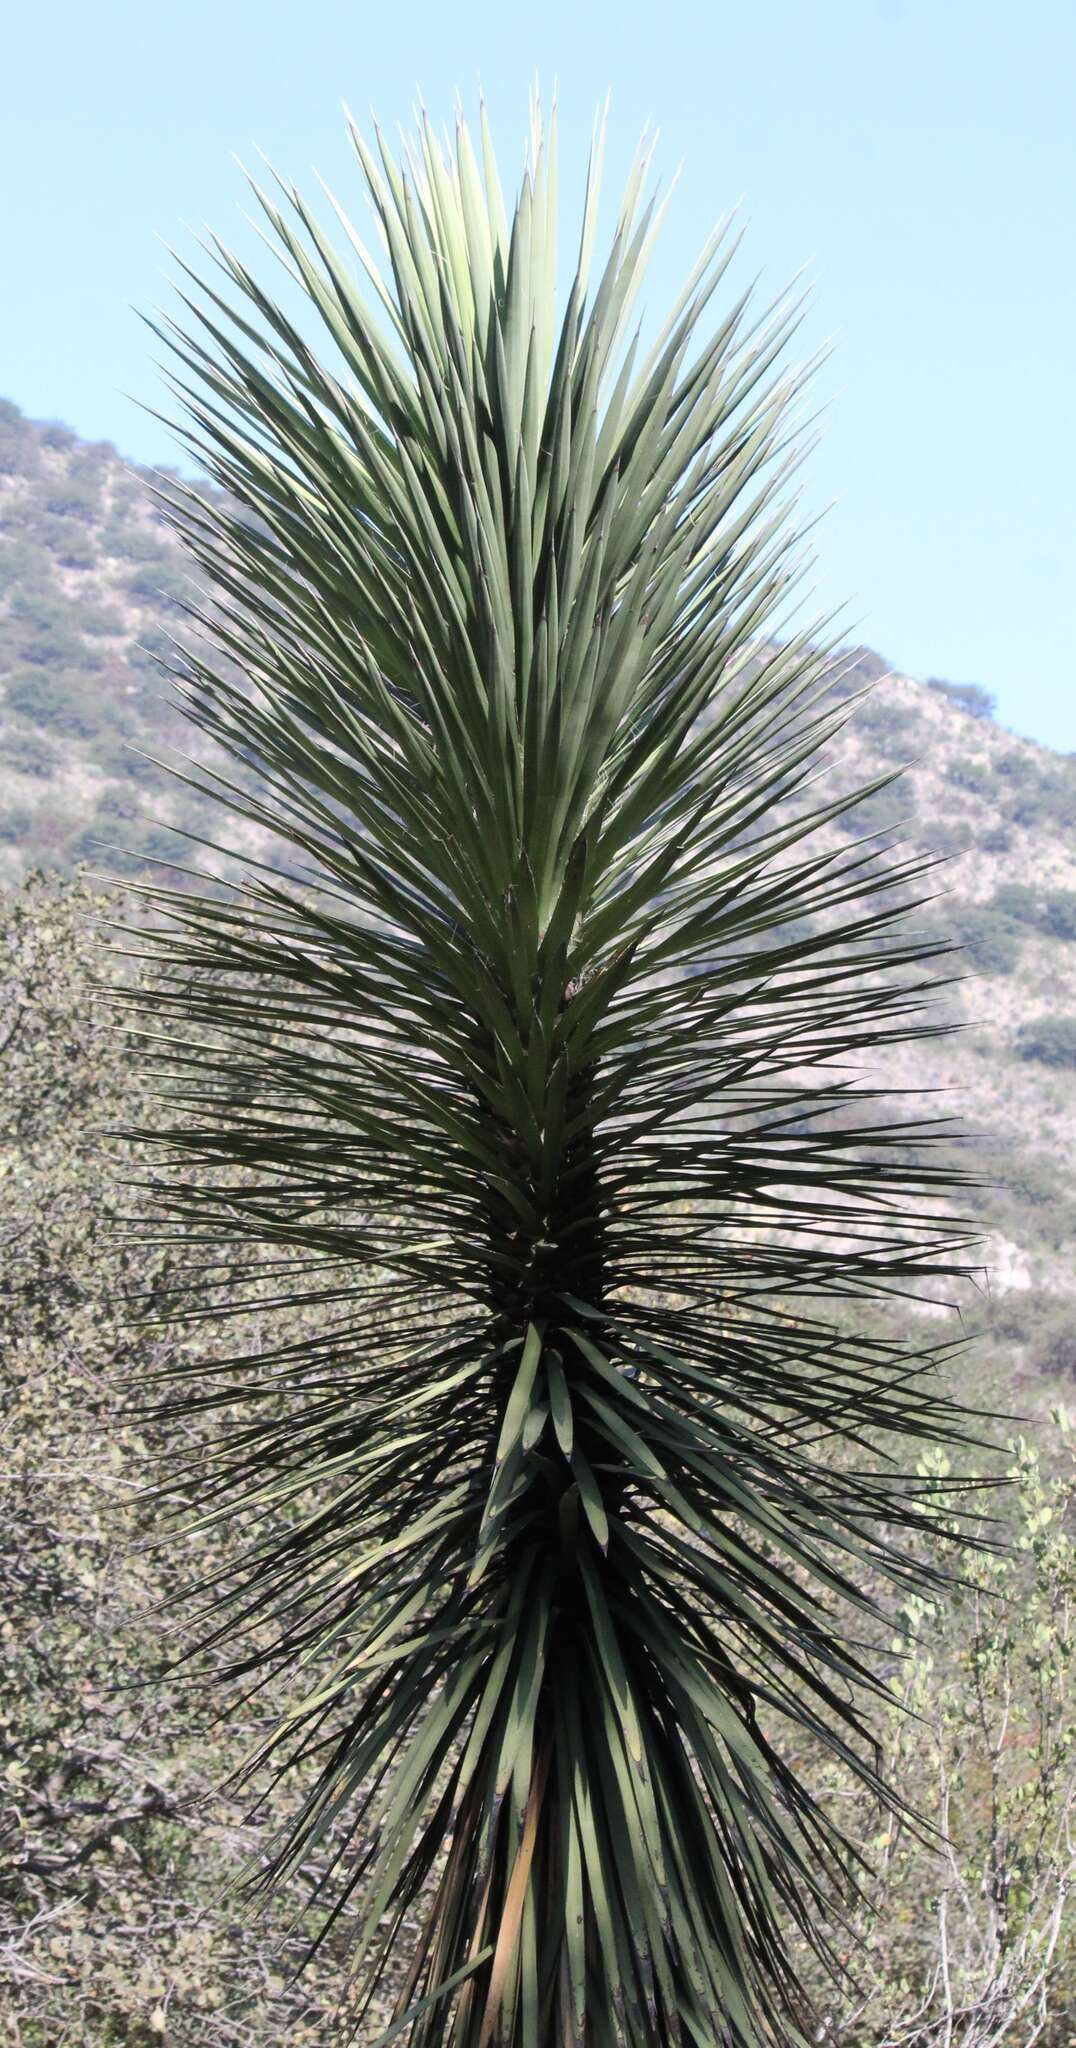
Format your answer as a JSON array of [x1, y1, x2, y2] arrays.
[[3, 0, 1073, 748]]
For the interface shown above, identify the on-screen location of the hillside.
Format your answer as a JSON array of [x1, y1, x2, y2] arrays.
[[1, 396, 1075, 1374]]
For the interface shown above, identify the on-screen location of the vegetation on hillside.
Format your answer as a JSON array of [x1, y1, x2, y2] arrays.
[[3, 878, 1073, 2045]]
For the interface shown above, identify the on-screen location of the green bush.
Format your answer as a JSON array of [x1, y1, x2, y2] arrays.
[[43, 479, 99, 521], [7, 588, 99, 669], [38, 420, 77, 452], [927, 677, 996, 719], [1042, 889, 1076, 941], [992, 749, 1076, 831], [127, 624, 177, 672], [985, 885, 1076, 942], [0, 399, 41, 478], [125, 561, 191, 610], [991, 880, 1039, 923], [3, 729, 60, 778], [835, 781, 914, 840], [0, 538, 45, 595], [829, 646, 891, 695], [950, 902, 1023, 975], [0, 801, 32, 844], [36, 515, 97, 568], [945, 754, 994, 796], [978, 822, 1012, 852], [1016, 1015, 1076, 1068], [67, 801, 178, 873], [99, 738, 163, 785], [79, 601, 127, 637], [5, 669, 102, 738], [1030, 1303, 1076, 1378], [928, 819, 973, 857], [856, 695, 916, 758], [0, 875, 380, 2043], [101, 519, 172, 564]]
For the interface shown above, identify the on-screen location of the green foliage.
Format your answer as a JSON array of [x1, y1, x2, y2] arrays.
[[43, 477, 100, 520], [993, 750, 1076, 832], [827, 647, 891, 697], [0, 397, 42, 477], [127, 623, 178, 671], [67, 798, 179, 872], [992, 881, 1040, 923], [854, 694, 917, 759], [3, 727, 60, 778], [1016, 1015, 1076, 1068], [1041, 888, 1076, 941], [78, 597, 127, 636], [835, 779, 916, 840], [39, 420, 78, 451], [0, 800, 32, 842], [36, 513, 98, 567], [118, 106, 991, 2048], [978, 821, 1012, 852], [102, 517, 175, 564], [945, 753, 994, 796], [0, 537, 46, 594], [949, 902, 1024, 975], [99, 736, 166, 784], [983, 884, 1076, 944], [6, 586, 104, 668], [927, 677, 996, 719], [0, 875, 396, 2044], [124, 558, 191, 607], [802, 1429, 1076, 2045], [5, 667, 103, 737]]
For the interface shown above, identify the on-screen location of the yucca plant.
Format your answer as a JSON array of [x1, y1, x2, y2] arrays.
[[120, 100, 985, 2048]]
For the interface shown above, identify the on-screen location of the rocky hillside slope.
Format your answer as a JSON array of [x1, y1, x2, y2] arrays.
[[1, 397, 1074, 1375]]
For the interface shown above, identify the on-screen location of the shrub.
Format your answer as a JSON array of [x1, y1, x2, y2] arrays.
[[1042, 889, 1076, 941], [37, 517, 96, 568], [1016, 1015, 1076, 1068], [99, 738, 163, 784], [102, 519, 171, 564], [38, 421, 77, 452], [991, 880, 1039, 923], [855, 694, 917, 759], [801, 1426, 1076, 2036], [0, 539, 44, 595], [125, 562, 191, 610], [68, 805, 178, 872], [3, 729, 60, 778], [43, 480, 99, 521], [0, 400, 41, 478], [950, 903, 1023, 975], [1030, 1302, 1076, 1378], [928, 819, 973, 857], [79, 601, 127, 637], [927, 678, 996, 719], [127, 624, 177, 672], [835, 780, 915, 840], [945, 754, 994, 796], [0, 801, 32, 844], [8, 589, 97, 669], [5, 669, 102, 738], [992, 749, 1070, 830]]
